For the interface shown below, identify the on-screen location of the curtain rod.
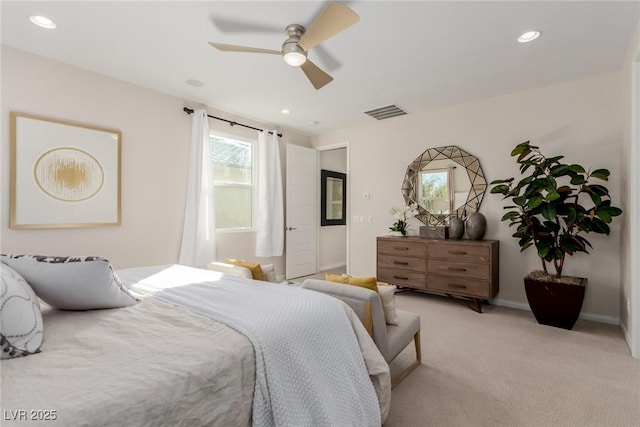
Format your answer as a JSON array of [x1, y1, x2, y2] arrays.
[[183, 108, 282, 138]]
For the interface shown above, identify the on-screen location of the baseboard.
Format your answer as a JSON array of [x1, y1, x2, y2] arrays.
[[492, 299, 620, 325], [620, 319, 632, 350], [318, 263, 347, 272]]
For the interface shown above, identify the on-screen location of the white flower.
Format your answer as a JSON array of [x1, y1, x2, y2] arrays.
[[390, 204, 419, 221]]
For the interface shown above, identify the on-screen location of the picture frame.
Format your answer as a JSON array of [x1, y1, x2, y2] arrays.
[[10, 112, 121, 229], [321, 169, 346, 226]]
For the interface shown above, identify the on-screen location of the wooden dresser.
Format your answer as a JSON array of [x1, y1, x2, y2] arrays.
[[376, 236, 499, 312]]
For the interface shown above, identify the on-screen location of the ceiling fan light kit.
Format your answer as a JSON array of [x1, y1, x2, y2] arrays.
[[209, 2, 359, 90], [282, 24, 308, 66]]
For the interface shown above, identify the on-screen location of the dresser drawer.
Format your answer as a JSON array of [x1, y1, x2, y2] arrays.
[[427, 274, 489, 298], [427, 259, 490, 280], [378, 254, 426, 272], [377, 268, 426, 289], [378, 240, 426, 257], [428, 243, 490, 263]]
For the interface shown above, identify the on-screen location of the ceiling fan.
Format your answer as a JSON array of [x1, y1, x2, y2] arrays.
[[209, 2, 359, 90]]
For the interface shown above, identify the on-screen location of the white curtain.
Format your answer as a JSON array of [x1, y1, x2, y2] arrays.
[[255, 129, 284, 257], [179, 109, 216, 266]]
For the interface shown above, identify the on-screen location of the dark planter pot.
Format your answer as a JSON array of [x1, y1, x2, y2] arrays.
[[524, 274, 587, 330]]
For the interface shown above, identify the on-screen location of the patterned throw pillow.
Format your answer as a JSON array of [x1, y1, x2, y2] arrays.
[[1, 262, 43, 359], [1, 255, 139, 310]]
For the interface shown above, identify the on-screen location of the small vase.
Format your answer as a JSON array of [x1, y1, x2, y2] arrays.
[[466, 211, 487, 240], [389, 231, 404, 237], [449, 217, 465, 239]]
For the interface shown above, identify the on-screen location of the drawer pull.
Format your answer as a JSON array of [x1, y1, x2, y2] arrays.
[[393, 261, 409, 265], [448, 250, 467, 255], [448, 283, 467, 289], [447, 267, 467, 272], [393, 275, 409, 280], [393, 247, 410, 251]]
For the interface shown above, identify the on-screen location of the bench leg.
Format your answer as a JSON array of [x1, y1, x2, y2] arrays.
[[391, 331, 421, 389]]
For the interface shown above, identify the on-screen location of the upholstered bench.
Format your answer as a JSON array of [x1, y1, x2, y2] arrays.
[[302, 278, 421, 388]]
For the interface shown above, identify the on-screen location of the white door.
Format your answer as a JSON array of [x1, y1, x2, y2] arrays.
[[286, 144, 317, 279]]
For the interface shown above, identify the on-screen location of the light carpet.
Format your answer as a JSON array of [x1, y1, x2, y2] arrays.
[[385, 291, 640, 427]]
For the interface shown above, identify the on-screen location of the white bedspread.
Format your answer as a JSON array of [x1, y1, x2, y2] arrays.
[[121, 264, 390, 426], [1, 298, 255, 427]]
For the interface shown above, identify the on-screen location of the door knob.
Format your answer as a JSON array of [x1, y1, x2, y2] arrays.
[[287, 227, 297, 231]]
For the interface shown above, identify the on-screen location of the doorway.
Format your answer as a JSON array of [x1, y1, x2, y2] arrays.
[[318, 144, 349, 277]]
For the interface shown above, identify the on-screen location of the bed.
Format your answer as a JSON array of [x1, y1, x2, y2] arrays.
[[1, 262, 390, 426]]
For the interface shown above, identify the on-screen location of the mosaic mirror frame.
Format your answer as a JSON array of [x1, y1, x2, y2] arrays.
[[402, 145, 487, 226]]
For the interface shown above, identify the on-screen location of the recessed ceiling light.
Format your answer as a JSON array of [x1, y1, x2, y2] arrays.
[[518, 30, 541, 43], [29, 15, 56, 29], [308, 121, 319, 126], [185, 79, 204, 87], [280, 109, 291, 115]]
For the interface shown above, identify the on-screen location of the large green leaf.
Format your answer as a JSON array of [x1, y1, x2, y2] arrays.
[[589, 192, 602, 206], [540, 203, 557, 221], [490, 185, 509, 194], [546, 191, 561, 201], [547, 155, 564, 164], [517, 148, 532, 162], [567, 164, 586, 173], [566, 207, 578, 226], [513, 195, 527, 206], [588, 217, 611, 234], [511, 141, 532, 156], [596, 209, 612, 223], [570, 175, 587, 185], [536, 241, 552, 258], [528, 195, 543, 209], [490, 178, 514, 185], [550, 164, 571, 177], [501, 211, 520, 221], [590, 169, 610, 180], [587, 184, 609, 196]]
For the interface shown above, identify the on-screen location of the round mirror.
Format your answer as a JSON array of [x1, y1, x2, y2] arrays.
[[402, 145, 487, 226]]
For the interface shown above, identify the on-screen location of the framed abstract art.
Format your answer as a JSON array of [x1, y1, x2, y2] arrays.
[[10, 112, 121, 228]]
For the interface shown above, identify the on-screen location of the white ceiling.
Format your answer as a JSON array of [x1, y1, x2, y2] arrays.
[[2, 1, 638, 136]]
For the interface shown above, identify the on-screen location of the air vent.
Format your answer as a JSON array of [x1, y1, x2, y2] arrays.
[[363, 104, 407, 120]]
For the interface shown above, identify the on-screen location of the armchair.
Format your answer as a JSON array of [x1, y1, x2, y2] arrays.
[[302, 279, 421, 388]]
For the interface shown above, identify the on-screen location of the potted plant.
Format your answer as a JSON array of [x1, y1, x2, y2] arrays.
[[490, 141, 622, 329], [389, 203, 419, 236]]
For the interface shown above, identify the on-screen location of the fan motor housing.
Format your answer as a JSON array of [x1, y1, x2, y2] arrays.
[[282, 24, 307, 65]]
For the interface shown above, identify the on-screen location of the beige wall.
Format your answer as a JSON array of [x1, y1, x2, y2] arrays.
[[319, 148, 347, 270], [620, 19, 640, 349], [313, 72, 625, 321], [1, 46, 311, 276]]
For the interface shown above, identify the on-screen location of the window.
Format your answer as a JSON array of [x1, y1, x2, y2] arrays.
[[210, 133, 256, 230]]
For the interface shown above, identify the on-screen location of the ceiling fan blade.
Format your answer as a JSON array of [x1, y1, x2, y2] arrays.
[[301, 59, 333, 90], [209, 42, 281, 55], [298, 2, 359, 51]]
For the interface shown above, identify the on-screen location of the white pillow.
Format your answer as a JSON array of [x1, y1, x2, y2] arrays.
[[261, 264, 277, 282], [378, 283, 399, 325], [1, 262, 43, 359], [1, 255, 139, 310]]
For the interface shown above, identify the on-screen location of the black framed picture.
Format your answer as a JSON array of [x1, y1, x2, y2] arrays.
[[321, 169, 347, 226]]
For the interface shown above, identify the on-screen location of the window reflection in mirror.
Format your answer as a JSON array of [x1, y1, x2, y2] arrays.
[[419, 168, 452, 214]]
